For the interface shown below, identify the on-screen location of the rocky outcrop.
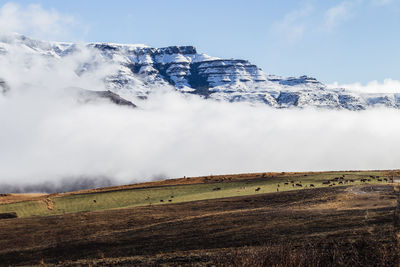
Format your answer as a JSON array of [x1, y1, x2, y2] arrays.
[[0, 79, 9, 94], [72, 88, 136, 108]]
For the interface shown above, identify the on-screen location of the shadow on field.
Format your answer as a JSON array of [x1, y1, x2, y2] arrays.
[[0, 185, 399, 266]]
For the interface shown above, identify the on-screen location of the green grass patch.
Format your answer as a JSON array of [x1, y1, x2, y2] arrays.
[[0, 171, 391, 218]]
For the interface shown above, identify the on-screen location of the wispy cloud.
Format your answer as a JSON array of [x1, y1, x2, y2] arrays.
[[0, 2, 84, 41], [270, 4, 314, 43], [321, 1, 355, 31], [370, 0, 395, 6]]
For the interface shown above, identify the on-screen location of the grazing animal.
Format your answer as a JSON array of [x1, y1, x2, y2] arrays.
[[277, 184, 280, 187], [378, 178, 382, 182], [160, 200, 164, 202], [213, 187, 221, 191], [255, 187, 261, 192], [350, 179, 355, 182], [310, 184, 315, 187], [296, 183, 302, 187], [338, 181, 343, 184], [284, 182, 289, 185], [93, 200, 97, 203], [171, 196, 174, 198], [322, 181, 330, 185], [168, 200, 172, 202], [384, 178, 388, 182], [277, 188, 279, 192]]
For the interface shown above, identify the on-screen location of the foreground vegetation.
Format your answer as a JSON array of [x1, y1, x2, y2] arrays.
[[0, 170, 399, 266]]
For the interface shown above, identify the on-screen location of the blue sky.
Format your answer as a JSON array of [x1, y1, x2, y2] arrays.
[[1, 0, 400, 85]]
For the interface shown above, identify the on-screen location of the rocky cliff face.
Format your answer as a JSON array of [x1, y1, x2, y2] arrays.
[[0, 33, 398, 110]]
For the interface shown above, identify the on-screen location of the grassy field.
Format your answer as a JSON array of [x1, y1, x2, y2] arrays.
[[0, 170, 394, 218], [0, 183, 398, 266]]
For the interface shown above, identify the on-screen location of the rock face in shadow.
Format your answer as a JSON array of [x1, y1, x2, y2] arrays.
[[0, 79, 9, 94], [75, 89, 136, 108]]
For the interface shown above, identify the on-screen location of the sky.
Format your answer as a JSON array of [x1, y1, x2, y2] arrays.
[[0, 0, 399, 86]]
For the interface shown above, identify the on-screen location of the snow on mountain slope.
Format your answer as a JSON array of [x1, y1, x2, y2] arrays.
[[0, 33, 398, 110]]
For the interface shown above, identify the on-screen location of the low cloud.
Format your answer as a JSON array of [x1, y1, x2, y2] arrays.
[[329, 79, 400, 93], [2, 85, 400, 192]]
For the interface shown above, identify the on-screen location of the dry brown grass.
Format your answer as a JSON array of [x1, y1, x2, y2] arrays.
[[0, 193, 47, 204], [56, 169, 398, 196], [0, 184, 398, 266]]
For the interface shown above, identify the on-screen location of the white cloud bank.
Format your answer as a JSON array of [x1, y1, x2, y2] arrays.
[[329, 79, 400, 93], [2, 87, 400, 190]]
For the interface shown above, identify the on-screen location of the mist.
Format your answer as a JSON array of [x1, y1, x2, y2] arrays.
[[2, 79, 400, 193]]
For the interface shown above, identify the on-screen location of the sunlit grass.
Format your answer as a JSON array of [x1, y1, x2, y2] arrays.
[[0, 171, 391, 218]]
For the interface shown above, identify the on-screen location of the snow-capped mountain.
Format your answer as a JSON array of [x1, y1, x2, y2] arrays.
[[1, 33, 399, 110]]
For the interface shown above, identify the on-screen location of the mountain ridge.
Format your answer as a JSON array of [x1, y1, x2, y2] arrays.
[[0, 33, 399, 110]]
